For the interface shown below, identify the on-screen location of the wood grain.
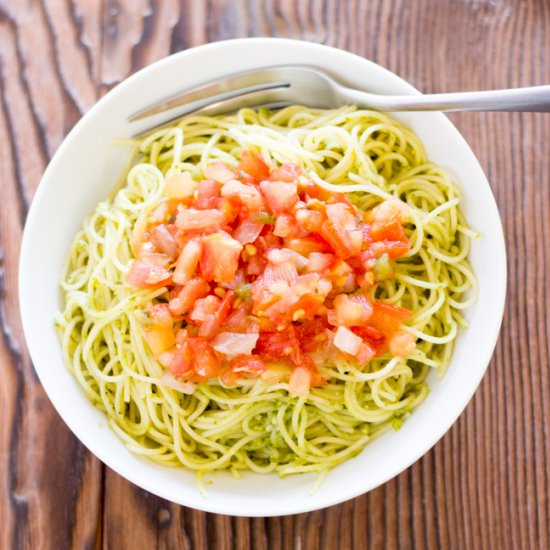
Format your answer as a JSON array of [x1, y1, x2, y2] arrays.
[[1, 0, 549, 548]]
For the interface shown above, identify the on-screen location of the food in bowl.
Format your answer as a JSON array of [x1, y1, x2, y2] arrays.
[[56, 105, 476, 480]]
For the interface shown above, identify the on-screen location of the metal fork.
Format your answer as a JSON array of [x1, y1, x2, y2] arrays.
[[129, 65, 550, 133]]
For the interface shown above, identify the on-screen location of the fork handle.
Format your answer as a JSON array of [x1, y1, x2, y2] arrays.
[[345, 85, 550, 113]]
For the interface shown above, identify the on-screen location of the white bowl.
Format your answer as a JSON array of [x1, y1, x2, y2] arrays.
[[19, 38, 506, 516]]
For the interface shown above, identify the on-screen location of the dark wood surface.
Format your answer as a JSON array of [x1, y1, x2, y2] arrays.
[[1, 1, 549, 548]]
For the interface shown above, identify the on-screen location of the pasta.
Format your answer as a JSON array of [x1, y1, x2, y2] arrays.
[[56, 106, 476, 478]]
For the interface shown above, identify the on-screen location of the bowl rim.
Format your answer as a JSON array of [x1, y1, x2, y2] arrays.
[[19, 37, 507, 516]]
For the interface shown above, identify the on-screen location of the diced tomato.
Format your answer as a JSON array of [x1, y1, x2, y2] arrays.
[[148, 202, 170, 224], [330, 259, 353, 285], [305, 252, 337, 274], [384, 240, 411, 259], [190, 338, 221, 378], [167, 340, 194, 377], [200, 231, 243, 283], [190, 295, 221, 322], [195, 179, 221, 209], [237, 151, 271, 182], [256, 329, 303, 366], [223, 307, 249, 332], [130, 211, 149, 257], [266, 248, 308, 269], [295, 318, 329, 353], [246, 254, 266, 275], [143, 324, 174, 356], [147, 303, 173, 328], [260, 363, 293, 384], [269, 163, 302, 183], [198, 314, 219, 338], [138, 252, 171, 267], [368, 198, 410, 227], [371, 218, 407, 242], [304, 182, 331, 201], [256, 231, 284, 253], [219, 369, 239, 387], [165, 172, 197, 202], [204, 162, 238, 183], [173, 237, 202, 285], [259, 180, 299, 214], [127, 260, 171, 289], [221, 180, 264, 212], [361, 239, 411, 262], [301, 355, 327, 387], [233, 219, 264, 244], [175, 208, 225, 231], [329, 293, 374, 327], [368, 302, 412, 335], [353, 325, 386, 351], [216, 290, 235, 324], [229, 355, 266, 375], [326, 203, 359, 229], [333, 193, 358, 211], [217, 197, 240, 224], [319, 219, 357, 259], [388, 330, 416, 358], [294, 207, 325, 233], [288, 366, 311, 397], [273, 214, 295, 238], [151, 225, 177, 257], [168, 278, 210, 315], [284, 236, 331, 255], [319, 203, 362, 258], [356, 271, 375, 290], [355, 341, 376, 365], [175, 328, 190, 346]]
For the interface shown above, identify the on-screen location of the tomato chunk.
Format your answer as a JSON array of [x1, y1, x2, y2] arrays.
[[237, 151, 270, 182], [195, 179, 221, 209], [143, 325, 174, 356], [368, 302, 412, 335], [191, 338, 222, 378], [127, 260, 171, 289], [221, 180, 264, 212], [270, 163, 302, 182], [260, 180, 299, 214], [288, 366, 311, 397], [230, 355, 266, 375], [200, 231, 243, 283], [319, 219, 357, 259], [329, 293, 373, 327], [173, 237, 202, 284], [175, 208, 225, 231], [165, 172, 197, 201], [388, 330, 416, 357], [256, 329, 303, 366], [168, 278, 210, 316], [204, 162, 238, 183]]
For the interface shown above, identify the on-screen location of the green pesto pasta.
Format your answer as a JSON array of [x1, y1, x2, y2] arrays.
[[56, 106, 477, 479]]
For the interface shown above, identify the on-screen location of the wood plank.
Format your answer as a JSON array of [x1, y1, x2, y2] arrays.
[[0, 0, 548, 548], [0, 0, 103, 548]]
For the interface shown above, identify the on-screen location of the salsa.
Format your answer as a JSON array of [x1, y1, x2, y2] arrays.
[[127, 151, 415, 396]]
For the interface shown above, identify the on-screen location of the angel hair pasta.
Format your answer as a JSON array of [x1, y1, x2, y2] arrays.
[[56, 106, 477, 480]]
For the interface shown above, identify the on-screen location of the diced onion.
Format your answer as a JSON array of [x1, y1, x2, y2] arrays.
[[212, 332, 259, 355], [160, 372, 196, 394], [267, 248, 309, 268], [264, 262, 298, 284], [333, 326, 362, 356]]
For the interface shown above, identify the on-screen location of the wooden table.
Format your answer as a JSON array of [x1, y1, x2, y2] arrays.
[[1, 1, 548, 548]]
